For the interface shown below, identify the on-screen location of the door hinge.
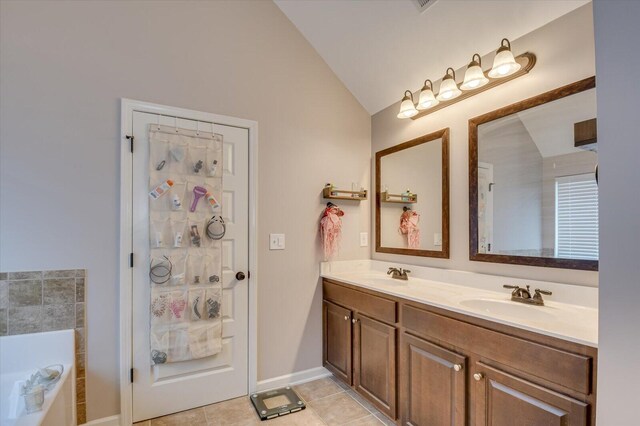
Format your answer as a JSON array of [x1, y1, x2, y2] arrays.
[[129, 253, 134, 268], [130, 368, 134, 383], [126, 135, 134, 153]]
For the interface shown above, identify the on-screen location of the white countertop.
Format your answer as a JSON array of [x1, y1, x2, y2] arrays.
[[321, 260, 598, 348]]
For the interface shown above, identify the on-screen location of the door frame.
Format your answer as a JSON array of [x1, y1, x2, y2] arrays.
[[119, 98, 259, 425]]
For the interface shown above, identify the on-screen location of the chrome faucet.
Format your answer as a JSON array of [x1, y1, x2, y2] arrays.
[[503, 285, 552, 306], [388, 267, 411, 280]]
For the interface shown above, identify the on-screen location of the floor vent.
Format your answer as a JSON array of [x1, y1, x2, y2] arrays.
[[412, 0, 439, 13]]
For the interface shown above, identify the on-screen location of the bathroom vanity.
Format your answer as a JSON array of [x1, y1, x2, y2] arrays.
[[321, 261, 597, 425]]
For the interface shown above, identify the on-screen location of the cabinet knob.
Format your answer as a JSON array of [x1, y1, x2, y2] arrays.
[[352, 318, 359, 324], [473, 373, 484, 381], [344, 315, 350, 321], [453, 364, 463, 372]]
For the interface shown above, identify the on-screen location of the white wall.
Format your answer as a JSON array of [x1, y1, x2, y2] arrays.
[[593, 0, 640, 423], [0, 0, 370, 421], [371, 4, 597, 287]]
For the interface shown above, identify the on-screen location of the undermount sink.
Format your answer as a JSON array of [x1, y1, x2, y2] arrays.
[[459, 298, 557, 322]]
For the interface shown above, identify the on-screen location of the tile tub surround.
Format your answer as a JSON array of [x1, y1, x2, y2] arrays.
[[0, 269, 87, 424], [321, 260, 598, 347], [133, 376, 394, 426]]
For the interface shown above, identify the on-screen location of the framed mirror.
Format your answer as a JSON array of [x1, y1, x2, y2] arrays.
[[376, 128, 450, 258], [469, 77, 597, 270]]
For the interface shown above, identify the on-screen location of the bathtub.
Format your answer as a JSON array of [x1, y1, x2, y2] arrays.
[[0, 330, 76, 426]]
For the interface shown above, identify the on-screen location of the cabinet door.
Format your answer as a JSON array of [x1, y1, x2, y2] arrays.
[[474, 362, 588, 426], [400, 333, 467, 426], [353, 313, 396, 418], [323, 300, 352, 384]]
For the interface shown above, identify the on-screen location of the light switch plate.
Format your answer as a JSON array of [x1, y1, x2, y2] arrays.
[[434, 233, 442, 246], [269, 233, 285, 250], [360, 232, 369, 247]]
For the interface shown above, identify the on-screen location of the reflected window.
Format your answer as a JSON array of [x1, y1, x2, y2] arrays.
[[555, 173, 599, 260]]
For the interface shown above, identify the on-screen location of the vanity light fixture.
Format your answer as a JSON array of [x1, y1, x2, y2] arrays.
[[461, 54, 489, 91], [436, 68, 462, 101], [398, 38, 535, 120], [488, 38, 521, 78], [397, 90, 419, 119], [416, 80, 439, 110]]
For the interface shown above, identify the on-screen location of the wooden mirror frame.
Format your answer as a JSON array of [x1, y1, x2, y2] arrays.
[[468, 76, 597, 271], [375, 128, 450, 258]]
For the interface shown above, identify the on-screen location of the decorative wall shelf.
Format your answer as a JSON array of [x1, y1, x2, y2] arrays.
[[411, 52, 536, 120], [381, 191, 417, 204], [323, 186, 367, 201]]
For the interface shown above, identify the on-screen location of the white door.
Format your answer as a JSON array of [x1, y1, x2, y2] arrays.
[[478, 162, 494, 254], [130, 111, 249, 421]]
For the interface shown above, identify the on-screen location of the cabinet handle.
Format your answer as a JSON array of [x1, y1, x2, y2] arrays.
[[473, 373, 484, 381], [344, 315, 350, 321], [352, 318, 359, 324], [453, 364, 463, 372]]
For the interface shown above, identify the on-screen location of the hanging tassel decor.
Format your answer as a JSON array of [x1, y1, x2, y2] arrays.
[[320, 202, 344, 260], [399, 208, 421, 249]]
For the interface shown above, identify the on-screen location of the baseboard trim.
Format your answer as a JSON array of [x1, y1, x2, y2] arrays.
[[254, 366, 331, 392], [81, 414, 121, 426]]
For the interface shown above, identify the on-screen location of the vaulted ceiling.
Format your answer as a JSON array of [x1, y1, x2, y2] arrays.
[[274, 0, 590, 114]]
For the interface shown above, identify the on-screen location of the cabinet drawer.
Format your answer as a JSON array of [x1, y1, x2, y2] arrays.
[[403, 305, 592, 395], [323, 280, 396, 324]]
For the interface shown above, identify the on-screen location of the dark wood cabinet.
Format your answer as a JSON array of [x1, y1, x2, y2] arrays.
[[323, 300, 352, 384], [323, 279, 597, 425], [474, 362, 588, 426], [354, 313, 396, 418], [400, 332, 467, 426]]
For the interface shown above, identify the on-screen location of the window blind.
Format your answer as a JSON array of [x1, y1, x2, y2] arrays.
[[555, 173, 599, 260]]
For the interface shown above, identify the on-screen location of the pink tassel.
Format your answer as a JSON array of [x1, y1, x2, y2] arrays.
[[320, 205, 344, 260], [399, 210, 420, 249]]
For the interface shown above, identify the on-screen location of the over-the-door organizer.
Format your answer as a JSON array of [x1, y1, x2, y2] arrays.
[[148, 125, 224, 364]]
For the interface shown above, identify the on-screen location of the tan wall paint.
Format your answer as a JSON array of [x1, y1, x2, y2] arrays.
[[0, 0, 370, 421], [371, 4, 598, 287]]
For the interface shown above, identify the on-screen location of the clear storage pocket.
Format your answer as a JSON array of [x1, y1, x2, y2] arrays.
[[189, 322, 222, 359], [150, 327, 169, 365], [203, 253, 221, 284], [149, 254, 172, 286], [170, 218, 187, 248], [204, 288, 222, 320], [186, 181, 209, 214], [169, 181, 187, 212], [188, 145, 208, 176], [187, 252, 205, 285], [168, 252, 187, 286], [150, 139, 169, 173], [150, 290, 171, 325], [188, 219, 203, 248], [167, 326, 190, 362], [150, 218, 170, 249], [189, 289, 205, 321], [166, 290, 188, 322], [206, 145, 222, 178], [168, 138, 188, 174]]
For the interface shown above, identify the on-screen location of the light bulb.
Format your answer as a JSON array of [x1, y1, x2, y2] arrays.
[[461, 54, 489, 91], [436, 68, 461, 101], [488, 39, 521, 79], [397, 90, 418, 119], [416, 80, 439, 110]]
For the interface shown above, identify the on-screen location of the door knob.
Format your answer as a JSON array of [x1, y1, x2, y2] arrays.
[[236, 271, 246, 281], [453, 364, 463, 372], [473, 373, 484, 381]]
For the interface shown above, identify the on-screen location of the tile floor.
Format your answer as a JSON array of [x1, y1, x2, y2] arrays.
[[133, 375, 395, 426]]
